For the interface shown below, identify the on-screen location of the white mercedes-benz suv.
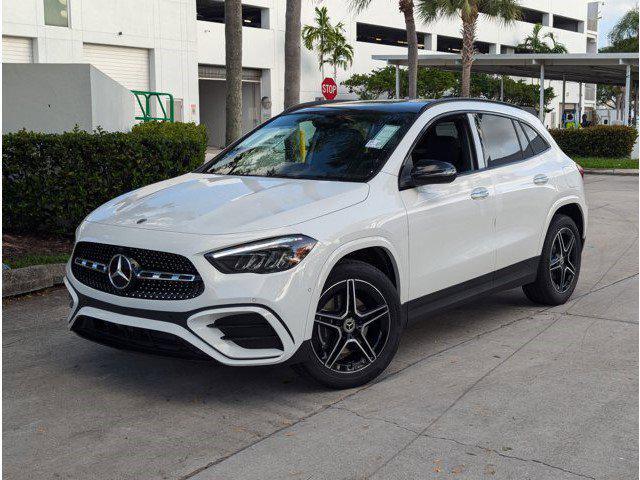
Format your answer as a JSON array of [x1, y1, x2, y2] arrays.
[[66, 99, 587, 388]]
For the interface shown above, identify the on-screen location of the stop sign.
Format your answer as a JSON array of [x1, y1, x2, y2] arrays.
[[321, 77, 337, 100]]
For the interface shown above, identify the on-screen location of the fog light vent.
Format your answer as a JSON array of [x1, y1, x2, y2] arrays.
[[213, 313, 284, 351]]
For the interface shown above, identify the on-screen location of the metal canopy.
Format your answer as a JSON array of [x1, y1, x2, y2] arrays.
[[374, 52, 638, 124], [372, 53, 639, 86]]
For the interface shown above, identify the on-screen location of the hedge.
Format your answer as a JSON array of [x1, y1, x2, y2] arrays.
[[3, 122, 207, 236], [549, 125, 638, 158]]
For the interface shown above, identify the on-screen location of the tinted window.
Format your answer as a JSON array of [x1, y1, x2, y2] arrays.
[[514, 121, 535, 158], [411, 115, 477, 174], [201, 110, 416, 182], [474, 114, 523, 167], [521, 122, 550, 155]]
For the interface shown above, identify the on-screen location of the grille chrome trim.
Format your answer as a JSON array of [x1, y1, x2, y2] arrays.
[[74, 257, 107, 273], [75, 257, 198, 282], [136, 270, 197, 282]]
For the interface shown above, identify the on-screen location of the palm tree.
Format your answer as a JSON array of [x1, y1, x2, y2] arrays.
[[302, 6, 334, 78], [284, 0, 301, 108], [546, 31, 568, 53], [608, 7, 639, 48], [517, 23, 567, 53], [225, 0, 242, 145], [418, 0, 521, 97], [351, 0, 419, 98], [327, 25, 354, 80]]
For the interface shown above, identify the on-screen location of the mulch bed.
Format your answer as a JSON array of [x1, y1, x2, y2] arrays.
[[3, 233, 73, 261]]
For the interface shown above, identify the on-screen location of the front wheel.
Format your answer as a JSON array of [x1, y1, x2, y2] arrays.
[[523, 214, 582, 305], [294, 260, 402, 389]]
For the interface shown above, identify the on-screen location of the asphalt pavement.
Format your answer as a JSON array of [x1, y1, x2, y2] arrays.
[[3, 175, 638, 480]]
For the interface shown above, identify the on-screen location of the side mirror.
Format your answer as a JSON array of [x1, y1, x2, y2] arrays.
[[409, 160, 457, 186]]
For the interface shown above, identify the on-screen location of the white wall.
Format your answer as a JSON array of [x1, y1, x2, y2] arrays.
[[2, 0, 199, 123], [2, 63, 134, 133]]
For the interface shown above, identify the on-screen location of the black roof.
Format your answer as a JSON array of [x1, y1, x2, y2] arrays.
[[284, 99, 435, 115], [284, 97, 530, 115]]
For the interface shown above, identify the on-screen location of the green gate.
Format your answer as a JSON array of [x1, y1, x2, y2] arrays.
[[132, 90, 174, 122]]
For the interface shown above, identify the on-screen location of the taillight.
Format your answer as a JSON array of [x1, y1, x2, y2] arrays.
[[576, 162, 585, 179]]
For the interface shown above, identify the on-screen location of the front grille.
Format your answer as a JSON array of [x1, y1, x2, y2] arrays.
[[215, 313, 284, 350], [72, 315, 211, 360], [71, 242, 204, 300]]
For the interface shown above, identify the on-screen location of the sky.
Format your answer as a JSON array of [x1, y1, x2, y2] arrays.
[[597, 0, 638, 48]]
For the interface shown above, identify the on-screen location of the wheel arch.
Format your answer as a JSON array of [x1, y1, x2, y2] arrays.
[[538, 197, 587, 254], [303, 237, 406, 340]]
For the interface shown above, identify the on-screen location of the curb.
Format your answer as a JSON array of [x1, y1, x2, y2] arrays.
[[2, 263, 66, 298], [584, 168, 638, 176]]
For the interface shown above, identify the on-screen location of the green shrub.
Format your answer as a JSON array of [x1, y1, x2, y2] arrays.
[[549, 125, 638, 158], [3, 122, 207, 236]]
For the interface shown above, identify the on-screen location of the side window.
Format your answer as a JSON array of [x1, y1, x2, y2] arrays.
[[520, 122, 550, 155], [514, 121, 535, 159], [411, 114, 477, 174], [474, 114, 523, 167]]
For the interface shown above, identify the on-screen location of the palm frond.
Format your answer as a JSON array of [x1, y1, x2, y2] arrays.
[[479, 0, 521, 25], [416, 0, 462, 24], [349, 0, 373, 14]]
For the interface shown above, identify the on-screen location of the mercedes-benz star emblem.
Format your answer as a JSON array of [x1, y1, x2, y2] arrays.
[[108, 254, 134, 290]]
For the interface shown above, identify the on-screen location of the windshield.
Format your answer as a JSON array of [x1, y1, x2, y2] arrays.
[[200, 109, 416, 182]]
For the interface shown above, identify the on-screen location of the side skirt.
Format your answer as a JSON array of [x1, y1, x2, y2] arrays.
[[404, 257, 539, 325]]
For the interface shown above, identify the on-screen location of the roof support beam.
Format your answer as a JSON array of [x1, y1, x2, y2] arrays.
[[539, 62, 545, 123], [561, 75, 566, 128], [624, 64, 631, 126]]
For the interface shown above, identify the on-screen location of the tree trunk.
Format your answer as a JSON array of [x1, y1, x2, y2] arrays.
[[400, 0, 418, 99], [225, 0, 243, 145], [460, 6, 478, 98], [284, 0, 301, 109]]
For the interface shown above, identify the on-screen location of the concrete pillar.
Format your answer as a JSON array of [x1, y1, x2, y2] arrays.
[[539, 62, 545, 123], [561, 75, 566, 128], [578, 82, 583, 125], [395, 65, 400, 99], [624, 64, 631, 126]]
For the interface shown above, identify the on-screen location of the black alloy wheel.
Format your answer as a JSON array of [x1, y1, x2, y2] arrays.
[[294, 260, 402, 388]]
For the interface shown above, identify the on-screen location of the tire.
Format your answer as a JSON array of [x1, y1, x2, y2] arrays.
[[293, 260, 402, 389], [523, 214, 582, 305]]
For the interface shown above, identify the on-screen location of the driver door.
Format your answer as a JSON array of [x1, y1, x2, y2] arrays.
[[400, 113, 497, 318]]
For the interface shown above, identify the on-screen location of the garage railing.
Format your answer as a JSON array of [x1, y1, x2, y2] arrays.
[[132, 90, 174, 122]]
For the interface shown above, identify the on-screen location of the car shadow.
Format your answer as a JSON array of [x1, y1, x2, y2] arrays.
[[63, 287, 539, 403]]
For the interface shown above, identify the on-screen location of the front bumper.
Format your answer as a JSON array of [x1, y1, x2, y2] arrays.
[[66, 277, 298, 365], [64, 222, 328, 365]]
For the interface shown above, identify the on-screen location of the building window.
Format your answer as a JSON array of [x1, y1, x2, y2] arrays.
[[437, 35, 492, 54], [197, 0, 264, 28], [520, 7, 545, 24], [356, 23, 428, 49], [44, 0, 69, 27], [553, 15, 581, 32]]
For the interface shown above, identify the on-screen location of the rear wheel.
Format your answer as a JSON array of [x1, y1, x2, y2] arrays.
[[523, 214, 582, 305], [294, 260, 401, 389]]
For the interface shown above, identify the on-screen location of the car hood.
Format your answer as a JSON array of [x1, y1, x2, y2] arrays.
[[86, 173, 369, 235]]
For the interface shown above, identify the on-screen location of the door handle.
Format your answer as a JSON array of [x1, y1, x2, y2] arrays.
[[533, 174, 549, 185], [470, 187, 489, 200]]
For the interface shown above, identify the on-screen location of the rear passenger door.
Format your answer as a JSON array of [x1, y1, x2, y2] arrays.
[[473, 113, 558, 273]]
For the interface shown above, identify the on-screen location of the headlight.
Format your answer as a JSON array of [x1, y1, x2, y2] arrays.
[[205, 235, 317, 274]]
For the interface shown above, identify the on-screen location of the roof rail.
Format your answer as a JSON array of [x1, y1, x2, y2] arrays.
[[282, 99, 350, 114]]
